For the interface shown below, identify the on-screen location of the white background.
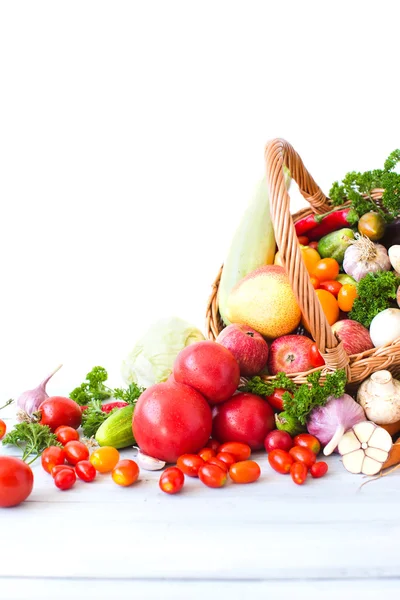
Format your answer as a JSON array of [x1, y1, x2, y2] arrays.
[[1, 0, 399, 399]]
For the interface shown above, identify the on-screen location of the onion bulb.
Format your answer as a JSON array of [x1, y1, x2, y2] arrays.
[[369, 308, 400, 347], [343, 234, 391, 282]]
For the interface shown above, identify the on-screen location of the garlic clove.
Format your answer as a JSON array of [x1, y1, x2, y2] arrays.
[[368, 426, 392, 452], [364, 446, 388, 462], [342, 449, 365, 474], [362, 456, 384, 476], [135, 449, 166, 471], [337, 430, 361, 455], [353, 420, 376, 444]]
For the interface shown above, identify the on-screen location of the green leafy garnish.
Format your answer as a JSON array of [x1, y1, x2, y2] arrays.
[[349, 271, 400, 328], [113, 383, 144, 404], [81, 400, 117, 438], [2, 422, 61, 464], [70, 366, 112, 405], [329, 149, 400, 222], [240, 373, 297, 396]]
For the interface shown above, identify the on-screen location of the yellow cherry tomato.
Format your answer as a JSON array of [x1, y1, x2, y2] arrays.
[[90, 446, 120, 473], [303, 288, 340, 330], [337, 284, 358, 312], [301, 247, 321, 275]]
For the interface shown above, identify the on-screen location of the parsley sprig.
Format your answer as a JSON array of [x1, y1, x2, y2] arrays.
[[2, 422, 61, 464], [70, 366, 112, 406], [349, 271, 400, 328]]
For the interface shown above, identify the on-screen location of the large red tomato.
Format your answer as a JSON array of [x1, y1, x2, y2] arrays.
[[173, 341, 240, 405], [0, 457, 34, 508], [39, 396, 82, 431], [212, 393, 275, 450], [132, 381, 212, 463]]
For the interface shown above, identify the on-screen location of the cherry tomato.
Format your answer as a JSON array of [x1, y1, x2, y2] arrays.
[[229, 460, 261, 484], [308, 241, 319, 250], [159, 467, 185, 494], [290, 461, 308, 485], [177, 454, 205, 477], [54, 468, 76, 490], [216, 452, 236, 468], [312, 258, 340, 282], [310, 461, 329, 478], [41, 446, 66, 474], [54, 425, 79, 445], [264, 430, 293, 453], [90, 446, 120, 473], [0, 456, 34, 507], [301, 247, 321, 274], [358, 211, 386, 241], [112, 459, 140, 487], [51, 464, 75, 478], [219, 442, 251, 461], [297, 235, 309, 246], [308, 343, 325, 368], [265, 388, 291, 411], [310, 276, 320, 289], [205, 439, 220, 453], [337, 284, 358, 312], [319, 280, 342, 297], [268, 449, 294, 474], [75, 460, 97, 482], [315, 289, 339, 325], [198, 464, 227, 488], [207, 457, 229, 472], [293, 433, 321, 455], [0, 419, 6, 441], [198, 448, 216, 462], [64, 441, 89, 465], [289, 445, 317, 468]]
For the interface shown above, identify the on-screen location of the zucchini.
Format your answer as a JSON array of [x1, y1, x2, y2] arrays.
[[95, 404, 135, 449]]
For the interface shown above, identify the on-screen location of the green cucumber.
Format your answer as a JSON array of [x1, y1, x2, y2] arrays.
[[95, 405, 135, 449], [317, 228, 355, 264]]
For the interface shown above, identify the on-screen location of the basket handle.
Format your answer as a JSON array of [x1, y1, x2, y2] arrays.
[[265, 139, 350, 374]]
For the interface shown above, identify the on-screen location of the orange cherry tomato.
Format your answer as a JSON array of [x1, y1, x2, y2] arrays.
[[198, 448, 216, 462], [310, 461, 329, 478], [301, 247, 321, 274], [312, 258, 340, 282], [207, 457, 229, 473], [177, 454, 205, 477], [293, 433, 321, 455], [319, 280, 342, 297], [41, 446, 66, 474], [289, 445, 317, 468], [337, 284, 358, 312], [297, 236, 309, 246], [112, 459, 140, 487], [198, 464, 227, 488], [268, 449, 294, 474], [310, 276, 320, 289], [0, 419, 6, 441], [218, 442, 251, 461], [90, 446, 120, 473], [229, 460, 261, 484], [290, 461, 308, 485], [315, 289, 339, 325], [216, 452, 236, 468], [54, 425, 79, 445], [159, 467, 185, 494]]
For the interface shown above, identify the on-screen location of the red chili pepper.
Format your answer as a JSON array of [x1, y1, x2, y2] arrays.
[[101, 401, 129, 413], [295, 207, 358, 239]]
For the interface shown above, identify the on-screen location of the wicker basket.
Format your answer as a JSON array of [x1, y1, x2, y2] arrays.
[[205, 138, 400, 386]]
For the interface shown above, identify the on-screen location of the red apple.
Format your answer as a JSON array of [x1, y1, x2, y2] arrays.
[[216, 323, 269, 377], [174, 341, 240, 405], [212, 392, 275, 450], [264, 430, 293, 453], [267, 335, 314, 375], [331, 319, 374, 355]]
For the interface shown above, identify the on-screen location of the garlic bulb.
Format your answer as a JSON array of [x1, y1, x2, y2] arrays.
[[343, 235, 391, 282], [338, 421, 392, 475], [357, 370, 400, 424]]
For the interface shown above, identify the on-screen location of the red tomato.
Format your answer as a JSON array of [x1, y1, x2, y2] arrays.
[[289, 445, 317, 468], [290, 461, 308, 485], [310, 461, 328, 478], [297, 235, 309, 245], [173, 340, 240, 404], [51, 464, 75, 478], [198, 464, 227, 488], [177, 454, 205, 477], [112, 460, 140, 487], [308, 241, 319, 250], [229, 460, 261, 484], [159, 467, 185, 494], [268, 449, 294, 474], [218, 442, 251, 461], [39, 396, 82, 431], [205, 439, 220, 453], [133, 381, 212, 463], [216, 452, 236, 468], [293, 433, 321, 455], [54, 468, 76, 490], [64, 441, 89, 465], [0, 457, 34, 507], [75, 460, 97, 482], [312, 258, 340, 282], [319, 280, 342, 297], [198, 448, 216, 462], [265, 388, 291, 411], [207, 457, 229, 473], [308, 343, 325, 368], [212, 393, 275, 450], [90, 447, 120, 473], [0, 419, 6, 440], [54, 425, 79, 445], [41, 446, 66, 474], [264, 430, 293, 453]]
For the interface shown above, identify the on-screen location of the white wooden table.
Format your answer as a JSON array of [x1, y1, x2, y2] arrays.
[[1, 404, 399, 600]]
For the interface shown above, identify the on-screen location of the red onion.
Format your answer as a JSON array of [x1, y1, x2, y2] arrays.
[[16, 364, 63, 420], [307, 394, 366, 456]]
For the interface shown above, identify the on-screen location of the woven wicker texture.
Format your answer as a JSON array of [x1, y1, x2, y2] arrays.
[[205, 139, 400, 385]]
